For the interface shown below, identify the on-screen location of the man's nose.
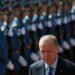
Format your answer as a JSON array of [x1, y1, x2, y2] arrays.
[[44, 53, 48, 58]]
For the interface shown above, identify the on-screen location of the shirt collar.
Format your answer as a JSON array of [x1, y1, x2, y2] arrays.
[[45, 55, 58, 70]]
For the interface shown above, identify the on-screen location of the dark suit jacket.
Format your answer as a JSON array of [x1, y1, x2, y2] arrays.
[[29, 56, 75, 75]]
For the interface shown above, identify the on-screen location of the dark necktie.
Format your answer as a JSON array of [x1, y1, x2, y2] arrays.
[[48, 67, 54, 75]]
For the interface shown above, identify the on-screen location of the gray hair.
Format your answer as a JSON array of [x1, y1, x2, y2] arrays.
[[39, 35, 58, 46]]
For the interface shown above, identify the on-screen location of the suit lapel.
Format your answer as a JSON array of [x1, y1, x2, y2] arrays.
[[55, 56, 65, 75], [36, 60, 45, 75], [55, 67, 63, 75]]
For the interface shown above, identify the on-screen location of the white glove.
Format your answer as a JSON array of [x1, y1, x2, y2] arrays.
[[18, 55, 27, 67], [1, 21, 7, 31], [6, 60, 14, 70], [31, 52, 39, 61], [72, 14, 75, 21], [47, 21, 52, 28], [62, 40, 70, 50], [70, 38, 75, 46], [8, 28, 14, 37], [37, 22, 43, 30], [63, 16, 68, 24], [56, 18, 62, 26], [22, 18, 26, 24], [30, 24, 36, 31], [20, 27, 26, 35]]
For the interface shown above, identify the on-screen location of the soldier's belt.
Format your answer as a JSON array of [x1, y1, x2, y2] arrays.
[[26, 45, 31, 48], [16, 50, 21, 54]]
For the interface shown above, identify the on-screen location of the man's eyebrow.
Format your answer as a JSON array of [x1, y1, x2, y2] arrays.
[[40, 46, 44, 47]]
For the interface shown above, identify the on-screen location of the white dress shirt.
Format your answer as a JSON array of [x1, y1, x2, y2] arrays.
[[45, 56, 58, 75]]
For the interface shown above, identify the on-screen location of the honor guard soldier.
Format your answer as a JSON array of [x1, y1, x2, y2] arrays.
[[8, 11, 27, 75], [47, 2, 58, 36], [0, 13, 14, 75], [71, 1, 75, 38], [60, 2, 74, 60], [53, 2, 64, 54], [22, 8, 36, 65], [37, 5, 47, 38], [70, 1, 75, 62], [29, 7, 40, 62]]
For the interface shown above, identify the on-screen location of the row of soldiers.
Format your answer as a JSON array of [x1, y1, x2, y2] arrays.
[[0, 1, 75, 75]]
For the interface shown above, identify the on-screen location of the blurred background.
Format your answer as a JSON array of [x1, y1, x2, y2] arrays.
[[0, 0, 75, 75]]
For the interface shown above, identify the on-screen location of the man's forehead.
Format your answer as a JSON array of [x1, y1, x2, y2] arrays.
[[39, 41, 54, 46]]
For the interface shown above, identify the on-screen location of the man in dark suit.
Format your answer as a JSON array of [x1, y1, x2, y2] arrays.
[[29, 35, 75, 75]]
